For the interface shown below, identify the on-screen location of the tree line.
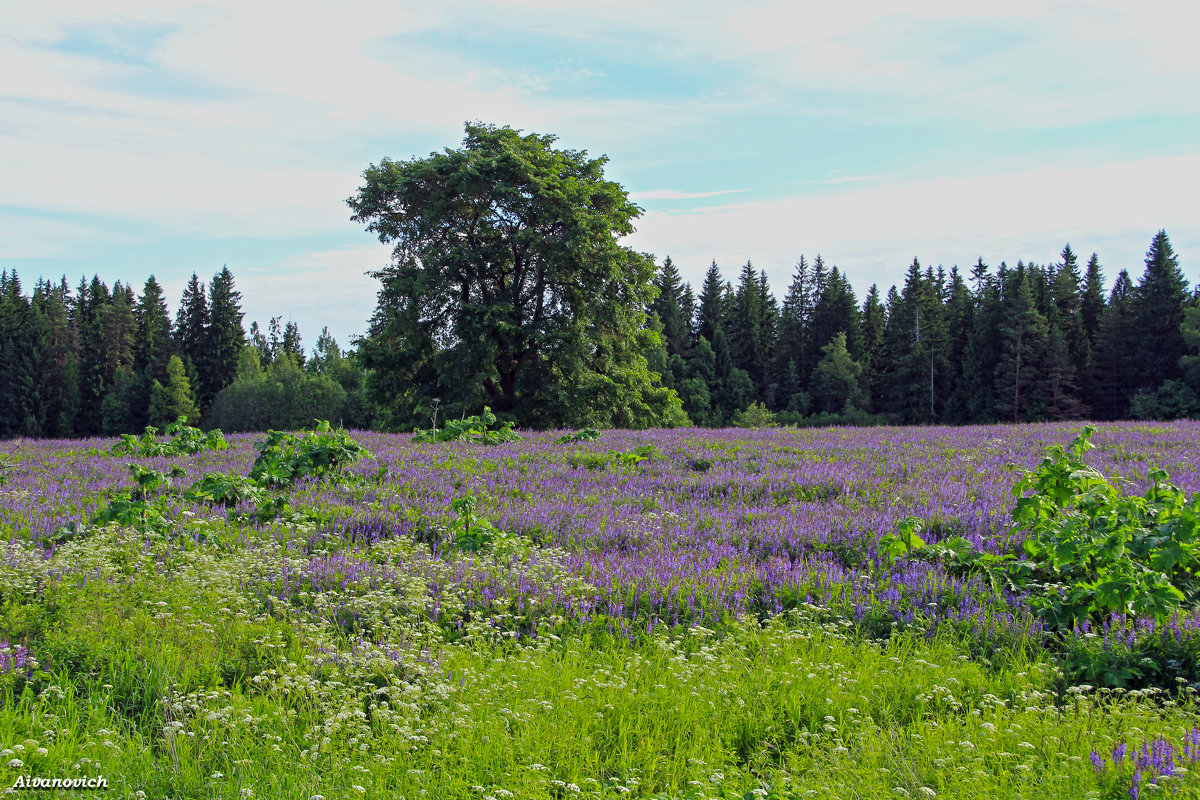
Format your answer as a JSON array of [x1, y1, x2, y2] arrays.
[[645, 230, 1199, 427], [2, 229, 1196, 438], [0, 267, 374, 438]]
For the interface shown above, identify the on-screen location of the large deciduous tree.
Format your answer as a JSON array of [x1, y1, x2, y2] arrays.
[[348, 122, 684, 429]]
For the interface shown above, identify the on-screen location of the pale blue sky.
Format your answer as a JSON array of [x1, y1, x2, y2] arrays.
[[2, 1, 1198, 346]]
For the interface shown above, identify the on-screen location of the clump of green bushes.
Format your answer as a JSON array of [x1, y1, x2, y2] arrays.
[[413, 406, 521, 445]]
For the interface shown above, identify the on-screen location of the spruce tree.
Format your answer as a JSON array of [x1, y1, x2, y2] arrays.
[[809, 267, 860, 364], [710, 326, 753, 423], [1092, 270, 1138, 419], [957, 275, 1004, 423], [726, 261, 771, 396], [1080, 253, 1106, 349], [696, 261, 727, 343], [205, 266, 246, 409], [174, 273, 209, 402], [811, 332, 864, 414], [1043, 325, 1083, 420], [1078, 253, 1105, 403], [969, 258, 990, 296], [101, 367, 146, 434], [1050, 245, 1089, 395], [879, 260, 949, 423], [74, 276, 111, 436], [1132, 230, 1189, 392], [993, 274, 1049, 422], [101, 282, 137, 385], [650, 257, 690, 358], [135, 276, 173, 383], [858, 285, 886, 411], [757, 269, 779, 392], [770, 256, 813, 408], [941, 267, 973, 421], [281, 321, 305, 367], [0, 271, 42, 437], [31, 278, 79, 437], [679, 283, 697, 344], [148, 355, 200, 428]]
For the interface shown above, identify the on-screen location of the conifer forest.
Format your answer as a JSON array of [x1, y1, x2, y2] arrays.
[[2, 230, 1197, 437]]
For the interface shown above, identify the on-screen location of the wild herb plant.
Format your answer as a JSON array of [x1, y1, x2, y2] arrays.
[[91, 463, 187, 533], [450, 494, 508, 552], [111, 418, 230, 457], [566, 444, 658, 472], [891, 426, 1200, 629], [183, 473, 268, 508], [249, 420, 370, 489], [412, 406, 522, 445], [555, 428, 601, 443]]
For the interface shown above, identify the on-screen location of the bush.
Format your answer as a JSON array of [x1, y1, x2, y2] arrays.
[[730, 402, 775, 428], [1130, 379, 1200, 421], [207, 358, 348, 433]]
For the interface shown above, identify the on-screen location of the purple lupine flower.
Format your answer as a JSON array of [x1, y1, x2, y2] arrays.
[[0, 642, 30, 673]]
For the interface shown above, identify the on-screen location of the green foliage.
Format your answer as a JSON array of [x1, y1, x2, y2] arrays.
[[185, 472, 289, 524], [731, 401, 776, 428], [449, 494, 508, 553], [566, 444, 658, 472], [350, 121, 684, 430], [148, 355, 201, 429], [896, 427, 1200, 630], [554, 428, 601, 443], [412, 406, 522, 445], [1009, 426, 1200, 626], [183, 473, 267, 508], [879, 516, 928, 563], [249, 420, 370, 489], [206, 354, 350, 433], [112, 418, 230, 457], [1129, 379, 1200, 421], [810, 331, 864, 414], [91, 463, 187, 533]]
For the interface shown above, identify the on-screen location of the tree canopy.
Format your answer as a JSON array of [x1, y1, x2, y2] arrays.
[[348, 122, 684, 429]]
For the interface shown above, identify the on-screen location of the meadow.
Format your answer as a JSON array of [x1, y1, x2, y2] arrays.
[[2, 421, 1200, 799]]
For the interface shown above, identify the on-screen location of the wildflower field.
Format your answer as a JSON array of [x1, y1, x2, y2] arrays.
[[3, 422, 1200, 799]]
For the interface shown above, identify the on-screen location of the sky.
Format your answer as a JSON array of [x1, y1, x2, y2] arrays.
[[2, 0, 1199, 347]]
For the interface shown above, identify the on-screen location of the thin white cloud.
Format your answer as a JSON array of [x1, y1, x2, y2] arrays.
[[631, 187, 754, 201], [0, 214, 136, 259], [824, 174, 884, 185]]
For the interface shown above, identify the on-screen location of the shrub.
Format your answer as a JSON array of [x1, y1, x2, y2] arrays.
[[731, 402, 775, 428]]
